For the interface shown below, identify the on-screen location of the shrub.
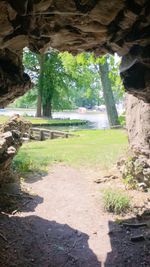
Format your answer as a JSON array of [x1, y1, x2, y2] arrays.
[[12, 152, 34, 173], [123, 174, 137, 189], [103, 189, 130, 214], [118, 113, 126, 126], [13, 151, 48, 174]]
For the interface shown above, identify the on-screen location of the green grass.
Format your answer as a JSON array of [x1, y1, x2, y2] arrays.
[[12, 151, 48, 173], [0, 115, 87, 126], [13, 129, 128, 172], [103, 188, 130, 214], [0, 115, 8, 123]]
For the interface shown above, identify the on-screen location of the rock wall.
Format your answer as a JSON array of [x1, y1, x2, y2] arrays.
[[119, 94, 150, 189], [0, 0, 149, 106], [0, 115, 31, 183], [126, 94, 150, 153]]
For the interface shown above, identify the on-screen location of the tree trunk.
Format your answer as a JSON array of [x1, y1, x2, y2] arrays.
[[36, 93, 42, 117], [43, 100, 52, 118], [36, 54, 45, 117], [99, 57, 120, 127]]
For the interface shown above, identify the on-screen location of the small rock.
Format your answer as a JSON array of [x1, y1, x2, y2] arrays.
[[131, 235, 145, 242], [138, 182, 147, 190], [94, 179, 102, 184], [76, 230, 82, 237], [7, 146, 16, 155], [93, 232, 97, 235], [108, 230, 114, 235]]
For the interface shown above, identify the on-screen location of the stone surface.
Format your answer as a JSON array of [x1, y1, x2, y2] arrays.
[[118, 94, 150, 189], [0, 115, 31, 183], [119, 154, 150, 189], [126, 94, 150, 153], [0, 0, 149, 106]]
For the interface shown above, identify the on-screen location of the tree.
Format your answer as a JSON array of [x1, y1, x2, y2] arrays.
[[23, 50, 74, 117], [60, 52, 102, 108], [23, 49, 40, 115], [107, 55, 124, 104], [98, 55, 120, 126], [17, 50, 123, 125], [61, 52, 122, 126], [37, 54, 44, 117], [41, 52, 72, 117], [9, 88, 38, 108]]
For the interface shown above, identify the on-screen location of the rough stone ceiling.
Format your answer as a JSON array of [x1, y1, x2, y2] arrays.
[[0, 0, 150, 106]]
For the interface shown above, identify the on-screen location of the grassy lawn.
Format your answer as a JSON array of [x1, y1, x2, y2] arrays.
[[0, 115, 86, 126], [14, 129, 128, 172], [0, 115, 8, 123]]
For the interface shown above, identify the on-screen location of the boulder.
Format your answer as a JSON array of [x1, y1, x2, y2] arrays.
[[0, 115, 31, 183]]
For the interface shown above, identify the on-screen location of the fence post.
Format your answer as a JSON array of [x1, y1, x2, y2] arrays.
[[39, 130, 44, 141], [49, 131, 54, 139]]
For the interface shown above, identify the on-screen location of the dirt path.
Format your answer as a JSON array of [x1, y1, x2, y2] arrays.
[[0, 164, 150, 266], [24, 165, 111, 265]]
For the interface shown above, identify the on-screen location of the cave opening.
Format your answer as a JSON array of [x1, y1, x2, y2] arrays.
[[0, 0, 150, 266]]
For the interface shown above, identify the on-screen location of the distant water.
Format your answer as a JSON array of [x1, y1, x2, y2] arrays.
[[53, 111, 109, 129], [0, 108, 124, 130]]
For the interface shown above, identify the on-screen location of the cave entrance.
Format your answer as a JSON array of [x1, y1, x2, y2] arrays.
[[0, 0, 149, 266]]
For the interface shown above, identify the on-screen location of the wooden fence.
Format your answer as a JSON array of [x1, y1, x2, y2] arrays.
[[30, 127, 76, 141]]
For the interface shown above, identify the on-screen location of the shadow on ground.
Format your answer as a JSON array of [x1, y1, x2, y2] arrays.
[[0, 174, 149, 266], [105, 211, 150, 267], [0, 177, 101, 266], [0, 181, 43, 214], [0, 214, 101, 267], [23, 170, 48, 184]]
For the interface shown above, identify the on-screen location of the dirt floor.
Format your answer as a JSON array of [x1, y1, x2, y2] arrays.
[[0, 164, 150, 267]]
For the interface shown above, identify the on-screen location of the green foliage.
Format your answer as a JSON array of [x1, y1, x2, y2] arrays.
[[12, 152, 34, 173], [13, 151, 47, 173], [108, 55, 124, 97], [42, 52, 73, 112], [28, 118, 87, 126], [23, 49, 40, 94], [103, 189, 130, 214], [9, 88, 38, 108], [122, 156, 139, 189], [0, 115, 87, 126], [60, 52, 102, 108], [98, 55, 120, 126], [23, 49, 39, 78], [118, 113, 126, 126], [98, 55, 124, 103], [13, 50, 124, 115], [123, 174, 137, 189], [10, 49, 39, 109], [61, 52, 124, 108]]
